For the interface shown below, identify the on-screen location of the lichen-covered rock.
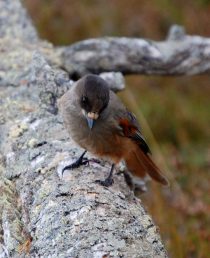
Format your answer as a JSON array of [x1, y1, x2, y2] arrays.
[[0, 0, 61, 87], [0, 0, 168, 257], [1, 71, 167, 258], [0, 0, 38, 42], [61, 28, 210, 76], [0, 177, 29, 258]]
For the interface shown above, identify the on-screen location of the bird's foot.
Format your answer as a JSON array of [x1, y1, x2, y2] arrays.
[[95, 177, 114, 187], [62, 157, 89, 175], [95, 163, 115, 187], [89, 158, 101, 164]]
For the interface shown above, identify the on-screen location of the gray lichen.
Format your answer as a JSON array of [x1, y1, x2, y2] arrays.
[[61, 33, 210, 76], [0, 0, 168, 257]]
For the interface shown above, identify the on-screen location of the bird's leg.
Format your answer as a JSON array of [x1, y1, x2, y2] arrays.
[[123, 170, 134, 189], [62, 150, 87, 175], [95, 164, 115, 187], [123, 170, 147, 194]]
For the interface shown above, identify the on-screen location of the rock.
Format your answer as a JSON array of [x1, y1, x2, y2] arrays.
[[9, 122, 28, 138], [27, 139, 38, 149], [0, 0, 38, 42], [99, 72, 125, 92], [0, 177, 28, 257], [0, 0, 168, 257], [29, 51, 73, 114]]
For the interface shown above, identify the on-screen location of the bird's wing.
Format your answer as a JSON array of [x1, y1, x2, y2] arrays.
[[117, 110, 151, 154], [117, 109, 169, 186]]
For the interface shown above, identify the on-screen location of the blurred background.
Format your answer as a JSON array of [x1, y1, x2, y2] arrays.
[[24, 1, 210, 257]]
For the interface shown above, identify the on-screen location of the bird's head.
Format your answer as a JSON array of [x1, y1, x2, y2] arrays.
[[75, 74, 110, 129]]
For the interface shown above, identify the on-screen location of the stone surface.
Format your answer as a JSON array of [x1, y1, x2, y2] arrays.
[[0, 0, 38, 42], [1, 53, 167, 257], [99, 72, 125, 92], [0, 0, 168, 257], [62, 33, 210, 76]]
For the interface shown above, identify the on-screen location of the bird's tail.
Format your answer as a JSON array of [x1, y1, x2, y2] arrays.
[[125, 149, 169, 186]]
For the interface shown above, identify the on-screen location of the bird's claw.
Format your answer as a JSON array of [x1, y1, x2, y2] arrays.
[[95, 177, 114, 187], [89, 158, 101, 164], [62, 157, 89, 175]]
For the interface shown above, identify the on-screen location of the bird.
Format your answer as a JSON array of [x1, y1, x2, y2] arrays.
[[58, 74, 168, 187]]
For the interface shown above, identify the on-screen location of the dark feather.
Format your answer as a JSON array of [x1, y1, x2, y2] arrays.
[[118, 110, 151, 154], [131, 131, 151, 154]]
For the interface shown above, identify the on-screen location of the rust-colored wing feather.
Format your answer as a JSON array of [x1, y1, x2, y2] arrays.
[[118, 110, 151, 154], [118, 110, 168, 185]]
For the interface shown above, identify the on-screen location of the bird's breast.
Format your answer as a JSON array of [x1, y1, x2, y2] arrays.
[[67, 113, 125, 161]]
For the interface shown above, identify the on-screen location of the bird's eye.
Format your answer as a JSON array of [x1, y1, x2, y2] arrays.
[[81, 96, 88, 104], [81, 96, 92, 112]]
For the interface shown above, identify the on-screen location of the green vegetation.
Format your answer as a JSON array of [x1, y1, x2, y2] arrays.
[[25, 1, 210, 257]]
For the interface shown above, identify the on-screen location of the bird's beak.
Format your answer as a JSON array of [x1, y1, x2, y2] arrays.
[[86, 112, 99, 129], [86, 117, 94, 129]]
